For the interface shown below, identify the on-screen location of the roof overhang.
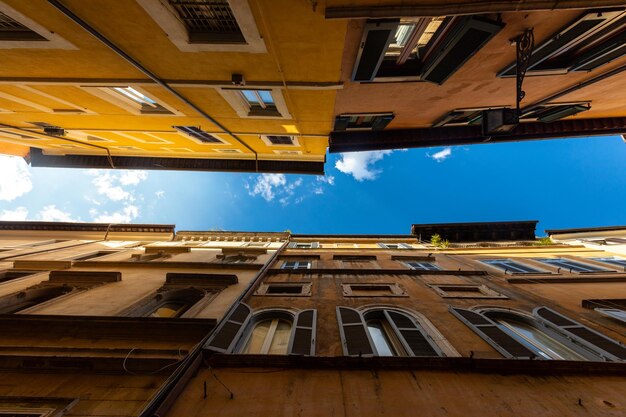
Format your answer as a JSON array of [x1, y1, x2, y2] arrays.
[[411, 220, 538, 242]]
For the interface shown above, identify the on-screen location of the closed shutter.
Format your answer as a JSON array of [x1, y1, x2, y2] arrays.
[[534, 306, 626, 361], [289, 309, 317, 356], [204, 303, 251, 353], [399, 243, 413, 249], [449, 307, 535, 359], [385, 310, 441, 357], [311, 242, 320, 248], [377, 243, 387, 249], [371, 114, 394, 130], [334, 115, 350, 131], [336, 306, 374, 356], [287, 242, 297, 248]]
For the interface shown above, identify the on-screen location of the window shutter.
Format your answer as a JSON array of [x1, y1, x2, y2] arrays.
[[334, 115, 350, 131], [289, 309, 317, 356], [385, 311, 441, 357], [311, 242, 320, 248], [336, 306, 374, 356], [371, 114, 394, 130], [287, 242, 297, 248], [449, 307, 535, 359], [377, 243, 387, 248], [399, 243, 412, 249], [534, 307, 626, 361], [204, 303, 251, 353]]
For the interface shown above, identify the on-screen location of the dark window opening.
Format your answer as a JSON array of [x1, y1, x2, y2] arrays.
[[73, 251, 117, 261], [0, 270, 38, 284], [168, 0, 245, 44], [0, 11, 46, 41], [266, 285, 304, 295], [0, 286, 74, 314], [174, 126, 223, 143], [267, 135, 294, 145], [334, 113, 395, 131]]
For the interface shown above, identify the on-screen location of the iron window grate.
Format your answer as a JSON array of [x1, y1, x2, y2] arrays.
[[168, 0, 245, 43], [0, 11, 46, 41]]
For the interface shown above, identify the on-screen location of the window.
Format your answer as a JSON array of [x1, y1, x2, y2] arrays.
[[0, 270, 38, 284], [342, 283, 406, 297], [483, 259, 542, 273], [0, 286, 74, 314], [265, 135, 294, 145], [334, 113, 395, 131], [174, 126, 224, 144], [205, 305, 317, 355], [288, 242, 319, 249], [72, 250, 117, 261], [138, 0, 265, 52], [0, 4, 75, 49], [430, 284, 506, 299], [591, 257, 626, 269], [126, 288, 207, 318], [353, 16, 503, 83], [221, 254, 254, 264], [582, 299, 626, 324], [110, 87, 172, 115], [217, 87, 290, 119], [405, 261, 440, 271], [450, 306, 626, 360], [167, 0, 244, 43], [595, 308, 626, 324], [83, 86, 177, 115], [0, 11, 45, 41], [239, 89, 279, 116], [378, 243, 412, 249], [337, 307, 443, 357], [244, 242, 268, 248], [256, 283, 311, 296], [536, 258, 610, 273], [498, 9, 626, 77], [281, 261, 311, 270]]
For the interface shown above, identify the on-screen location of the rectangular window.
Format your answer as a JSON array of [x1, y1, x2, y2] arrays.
[[430, 284, 506, 299], [342, 283, 406, 297], [281, 261, 311, 270], [595, 308, 626, 324], [334, 113, 395, 131], [110, 86, 172, 115], [405, 261, 440, 271], [72, 251, 117, 261], [266, 135, 294, 145], [288, 242, 319, 249], [167, 0, 245, 44], [0, 11, 46, 41], [536, 258, 609, 273], [591, 257, 626, 268], [174, 126, 224, 143], [239, 89, 279, 116], [378, 243, 412, 249], [0, 270, 37, 284], [256, 283, 312, 296], [483, 259, 542, 273]]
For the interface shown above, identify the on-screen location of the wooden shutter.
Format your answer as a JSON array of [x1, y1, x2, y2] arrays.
[[377, 243, 387, 248], [204, 303, 251, 353], [289, 309, 317, 356], [311, 242, 320, 248], [399, 243, 413, 249], [534, 307, 626, 361], [352, 20, 399, 82], [385, 310, 441, 357], [336, 306, 374, 356], [449, 307, 535, 359], [287, 242, 297, 248]]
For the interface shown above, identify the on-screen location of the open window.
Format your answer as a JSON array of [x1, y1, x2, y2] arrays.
[[334, 113, 395, 131], [0, 3, 75, 49], [498, 9, 626, 77], [204, 305, 317, 356], [352, 15, 503, 83], [337, 307, 444, 357], [217, 88, 291, 119]]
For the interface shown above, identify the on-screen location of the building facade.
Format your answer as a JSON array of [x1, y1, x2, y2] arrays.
[[0, 220, 624, 416], [2, 1, 626, 174]]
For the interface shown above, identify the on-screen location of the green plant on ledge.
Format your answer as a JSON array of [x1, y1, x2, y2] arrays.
[[534, 237, 553, 246], [431, 234, 450, 249]]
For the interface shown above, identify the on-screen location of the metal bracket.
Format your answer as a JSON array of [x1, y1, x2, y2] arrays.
[[515, 28, 534, 115]]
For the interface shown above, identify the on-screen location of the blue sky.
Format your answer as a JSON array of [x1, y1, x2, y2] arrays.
[[0, 135, 624, 235]]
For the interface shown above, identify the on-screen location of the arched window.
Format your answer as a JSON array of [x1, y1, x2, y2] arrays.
[[484, 311, 587, 360], [450, 306, 626, 361], [126, 288, 206, 318], [241, 317, 293, 354], [0, 285, 74, 314], [205, 304, 317, 356], [337, 307, 443, 357]]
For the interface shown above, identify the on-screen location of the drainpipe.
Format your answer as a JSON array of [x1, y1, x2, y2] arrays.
[[137, 235, 292, 417], [46, 0, 259, 171]]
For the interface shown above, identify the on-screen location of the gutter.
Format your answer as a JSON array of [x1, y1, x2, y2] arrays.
[[46, 0, 260, 171], [136, 237, 291, 417]]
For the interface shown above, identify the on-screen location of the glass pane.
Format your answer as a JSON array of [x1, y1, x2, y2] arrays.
[[151, 302, 186, 318], [367, 320, 396, 356], [258, 90, 274, 104], [268, 320, 292, 354], [497, 319, 586, 360], [242, 90, 259, 104], [243, 320, 271, 353]]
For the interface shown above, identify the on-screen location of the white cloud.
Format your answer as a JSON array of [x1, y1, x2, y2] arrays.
[[90, 204, 140, 223], [428, 147, 452, 163], [119, 170, 148, 186], [87, 169, 148, 201], [38, 205, 76, 222], [0, 207, 28, 221], [0, 155, 32, 201], [246, 174, 287, 201], [155, 190, 165, 199], [335, 150, 393, 181], [317, 175, 335, 185]]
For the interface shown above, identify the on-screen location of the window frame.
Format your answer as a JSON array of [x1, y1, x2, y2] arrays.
[[217, 87, 292, 119], [482, 259, 544, 274], [590, 257, 626, 269], [255, 282, 312, 297], [334, 113, 395, 131], [377, 242, 412, 249], [535, 258, 613, 273], [341, 283, 407, 297], [281, 260, 312, 270], [81, 85, 182, 116], [430, 284, 507, 299], [405, 261, 440, 271], [260, 135, 300, 147], [0, 3, 76, 49]]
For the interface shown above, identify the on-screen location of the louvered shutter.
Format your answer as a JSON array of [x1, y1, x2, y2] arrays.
[[371, 114, 394, 130], [289, 309, 317, 356], [204, 303, 251, 353], [377, 243, 387, 248], [534, 307, 626, 361], [336, 306, 374, 356], [385, 310, 441, 357], [311, 242, 320, 248], [449, 307, 535, 359], [334, 115, 350, 131], [287, 242, 297, 248]]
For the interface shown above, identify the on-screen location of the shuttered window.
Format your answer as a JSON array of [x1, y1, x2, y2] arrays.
[[405, 261, 440, 271], [337, 307, 442, 357], [449, 307, 536, 359], [287, 242, 320, 249], [483, 259, 541, 273], [204, 303, 252, 353], [289, 309, 317, 356], [535, 258, 609, 273], [534, 307, 626, 361]]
